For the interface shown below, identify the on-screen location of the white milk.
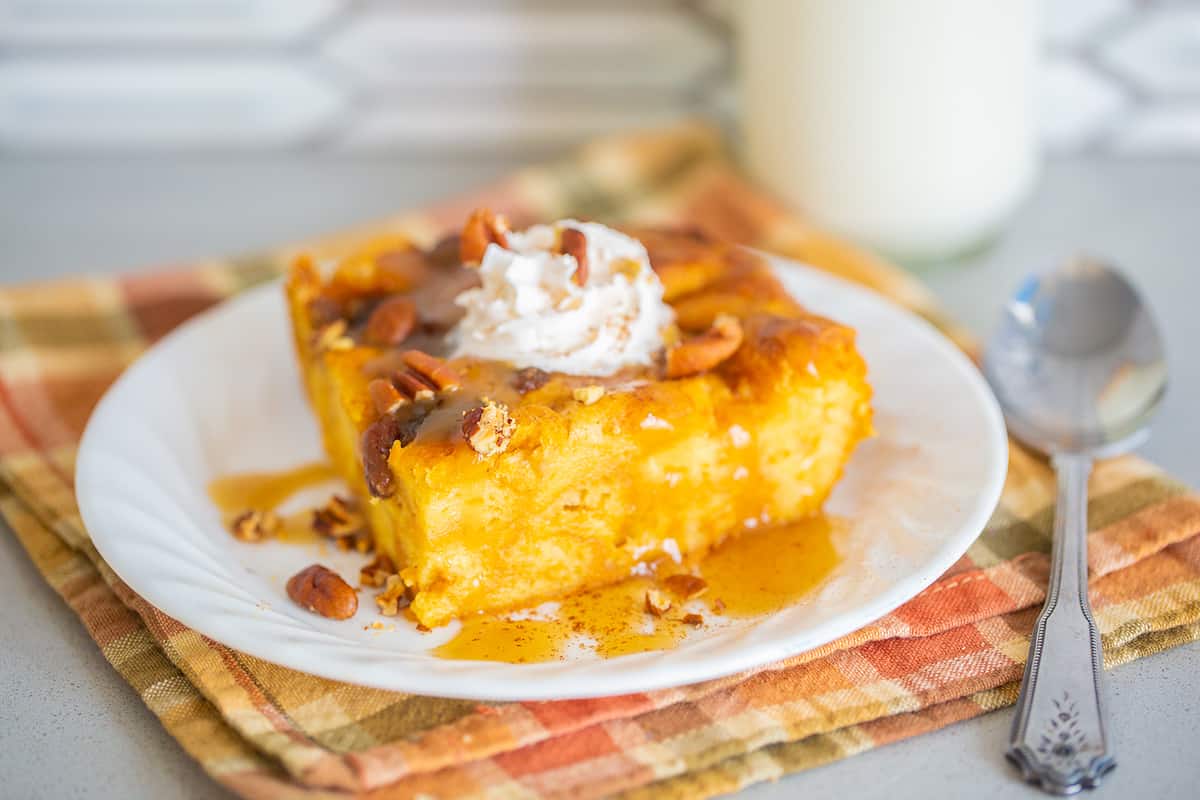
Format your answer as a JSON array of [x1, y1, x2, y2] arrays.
[[735, 0, 1039, 263]]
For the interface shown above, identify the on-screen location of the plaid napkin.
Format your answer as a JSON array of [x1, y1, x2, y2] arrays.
[[2, 124, 1199, 800]]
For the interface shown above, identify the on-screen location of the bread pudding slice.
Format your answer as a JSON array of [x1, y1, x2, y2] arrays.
[[286, 215, 872, 628]]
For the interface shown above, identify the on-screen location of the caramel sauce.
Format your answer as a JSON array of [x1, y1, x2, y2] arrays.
[[208, 461, 338, 523], [434, 515, 839, 663]]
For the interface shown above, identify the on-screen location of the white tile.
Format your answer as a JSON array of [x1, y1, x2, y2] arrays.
[[322, 7, 723, 89], [1043, 0, 1129, 47], [1101, 8, 1200, 95], [1111, 106, 1200, 154], [337, 102, 687, 152], [1039, 57, 1127, 150], [0, 0, 342, 45], [0, 60, 345, 150]]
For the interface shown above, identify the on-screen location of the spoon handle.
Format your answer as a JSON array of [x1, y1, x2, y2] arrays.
[[1007, 453, 1115, 793]]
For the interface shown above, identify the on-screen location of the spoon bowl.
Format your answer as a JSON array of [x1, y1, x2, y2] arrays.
[[984, 258, 1167, 457]]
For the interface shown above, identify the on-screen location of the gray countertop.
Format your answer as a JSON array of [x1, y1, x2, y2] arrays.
[[1, 156, 1197, 799]]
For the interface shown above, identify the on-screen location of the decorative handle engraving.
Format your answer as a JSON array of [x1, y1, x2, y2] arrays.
[[1007, 454, 1115, 794]]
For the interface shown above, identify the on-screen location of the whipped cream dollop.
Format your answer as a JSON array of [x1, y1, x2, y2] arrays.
[[450, 220, 674, 376]]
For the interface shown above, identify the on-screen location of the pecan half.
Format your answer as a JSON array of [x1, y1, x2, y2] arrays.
[[665, 314, 743, 378], [229, 510, 279, 543], [393, 370, 436, 402], [364, 296, 417, 347], [361, 409, 428, 497], [362, 415, 402, 497], [368, 377, 408, 415], [460, 208, 510, 265], [427, 233, 461, 269], [559, 227, 589, 286], [461, 400, 516, 457], [402, 350, 462, 391], [286, 564, 358, 620], [374, 248, 430, 291]]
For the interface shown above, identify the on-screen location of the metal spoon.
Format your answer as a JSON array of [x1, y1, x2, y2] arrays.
[[984, 257, 1167, 795]]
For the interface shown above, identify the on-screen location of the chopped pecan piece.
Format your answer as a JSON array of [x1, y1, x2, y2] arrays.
[[460, 208, 510, 265], [644, 589, 672, 617], [681, 613, 704, 627], [286, 564, 358, 620], [313, 319, 354, 353], [359, 553, 396, 588], [229, 510, 279, 543], [368, 377, 408, 415], [376, 574, 412, 616], [559, 227, 589, 286], [662, 573, 708, 600], [461, 400, 516, 457], [512, 366, 550, 394], [572, 385, 605, 405], [402, 350, 462, 391], [665, 314, 743, 378], [364, 296, 417, 347], [312, 495, 363, 539]]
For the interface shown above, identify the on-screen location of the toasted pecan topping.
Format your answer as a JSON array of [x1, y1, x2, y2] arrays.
[[460, 208, 510, 265], [362, 415, 402, 497], [512, 366, 551, 394], [644, 589, 672, 617], [368, 377, 409, 415], [312, 495, 364, 539], [461, 399, 516, 457], [229, 510, 279, 543], [286, 564, 358, 620], [374, 248, 431, 291], [559, 227, 589, 286], [427, 233, 462, 270], [572, 385, 605, 405], [402, 350, 462, 391], [364, 296, 417, 347], [307, 296, 344, 328], [376, 574, 412, 616], [393, 370, 436, 402], [359, 553, 397, 589], [681, 613, 704, 627], [662, 573, 708, 600], [665, 313, 743, 378], [362, 409, 429, 497], [313, 319, 354, 353]]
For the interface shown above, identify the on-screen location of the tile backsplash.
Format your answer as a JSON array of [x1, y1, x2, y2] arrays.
[[0, 0, 1195, 155]]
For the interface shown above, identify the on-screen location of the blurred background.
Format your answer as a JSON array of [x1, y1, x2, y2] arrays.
[[1, 0, 1198, 278], [1, 0, 1192, 157]]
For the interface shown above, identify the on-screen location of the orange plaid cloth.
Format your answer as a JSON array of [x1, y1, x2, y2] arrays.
[[2, 125, 1199, 799]]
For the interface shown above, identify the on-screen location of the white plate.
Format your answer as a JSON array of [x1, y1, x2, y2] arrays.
[[77, 255, 1007, 700]]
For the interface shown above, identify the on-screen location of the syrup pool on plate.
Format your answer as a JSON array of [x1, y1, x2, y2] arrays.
[[435, 515, 841, 663], [208, 464, 842, 662]]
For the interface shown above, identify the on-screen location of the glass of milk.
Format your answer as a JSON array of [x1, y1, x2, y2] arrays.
[[735, 0, 1039, 265]]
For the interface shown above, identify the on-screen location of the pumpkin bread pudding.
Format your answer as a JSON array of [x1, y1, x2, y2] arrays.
[[285, 210, 872, 627]]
